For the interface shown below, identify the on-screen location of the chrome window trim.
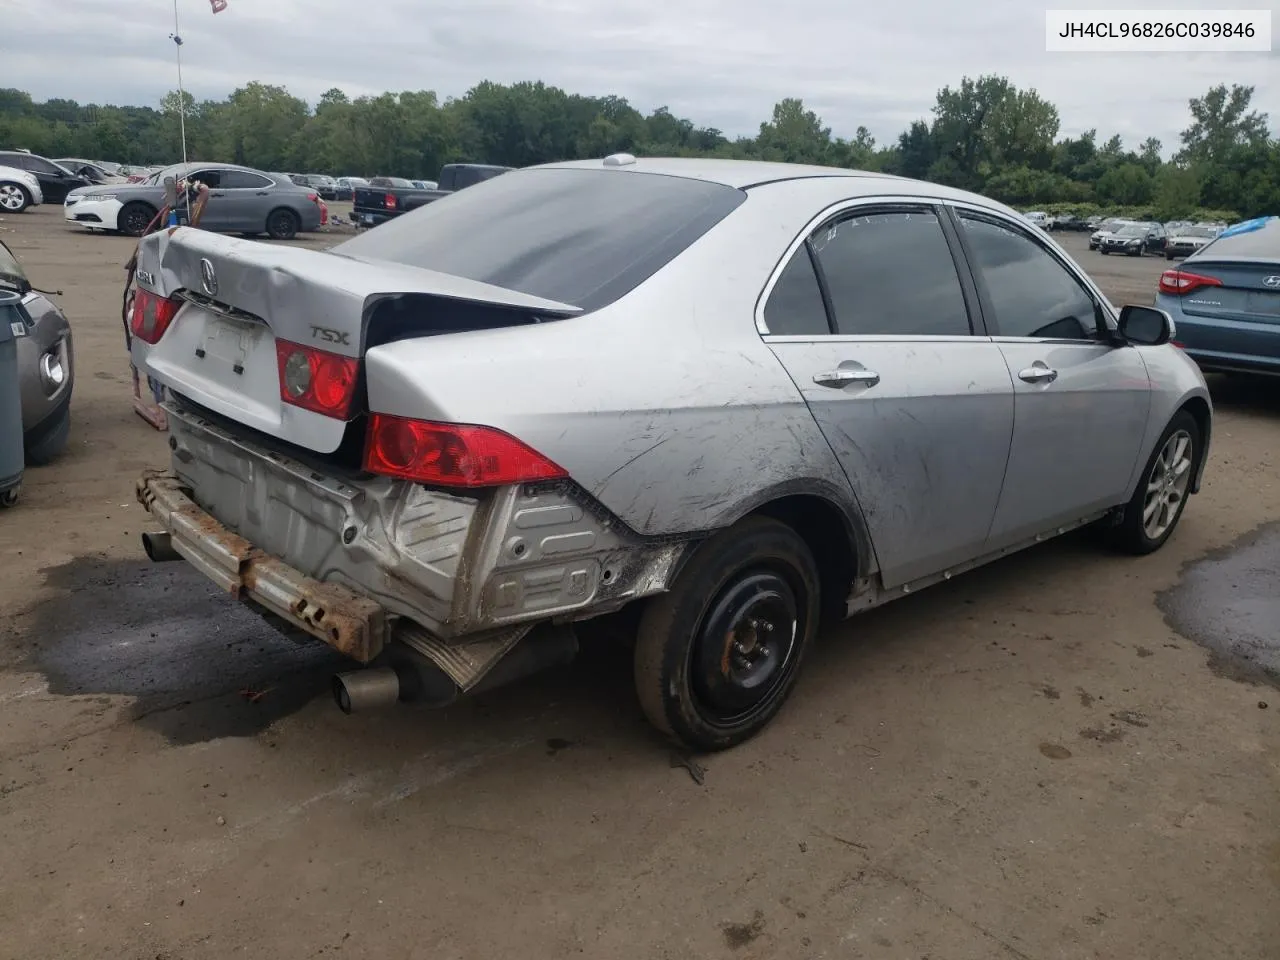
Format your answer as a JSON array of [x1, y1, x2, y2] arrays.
[[753, 193, 1008, 337]]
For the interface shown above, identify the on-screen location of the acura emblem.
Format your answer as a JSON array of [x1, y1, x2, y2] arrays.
[[200, 258, 218, 297], [1263, 275, 1280, 288]]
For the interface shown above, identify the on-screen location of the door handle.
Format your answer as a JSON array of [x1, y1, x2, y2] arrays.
[[210, 191, 225, 197], [813, 368, 880, 389], [1018, 362, 1059, 384]]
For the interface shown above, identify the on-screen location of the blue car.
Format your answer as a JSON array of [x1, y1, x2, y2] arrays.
[[1155, 216, 1280, 377]]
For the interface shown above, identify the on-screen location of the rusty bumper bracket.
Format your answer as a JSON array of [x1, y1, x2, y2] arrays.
[[136, 469, 386, 662]]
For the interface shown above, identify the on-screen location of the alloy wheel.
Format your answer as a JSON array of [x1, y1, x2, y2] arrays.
[[1143, 429, 1193, 540], [0, 185, 25, 211]]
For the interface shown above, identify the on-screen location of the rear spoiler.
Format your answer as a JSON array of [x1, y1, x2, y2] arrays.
[[134, 227, 581, 357]]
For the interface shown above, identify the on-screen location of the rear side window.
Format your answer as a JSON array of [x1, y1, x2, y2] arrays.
[[809, 208, 971, 336], [763, 246, 830, 336], [334, 168, 746, 312], [220, 171, 273, 189]]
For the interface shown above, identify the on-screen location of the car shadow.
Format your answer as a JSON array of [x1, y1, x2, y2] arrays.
[[1206, 372, 1280, 418], [12, 528, 1147, 770]]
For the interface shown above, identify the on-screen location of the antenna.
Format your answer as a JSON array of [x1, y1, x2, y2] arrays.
[[170, 0, 189, 167]]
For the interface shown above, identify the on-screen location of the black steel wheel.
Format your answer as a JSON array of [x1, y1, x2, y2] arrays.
[[118, 202, 157, 238], [635, 516, 820, 751]]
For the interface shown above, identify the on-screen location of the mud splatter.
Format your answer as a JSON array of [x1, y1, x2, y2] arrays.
[[1080, 726, 1125, 744], [721, 910, 766, 949], [1110, 710, 1149, 728]]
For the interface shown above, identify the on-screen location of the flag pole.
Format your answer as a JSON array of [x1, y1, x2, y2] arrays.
[[171, 0, 189, 166]]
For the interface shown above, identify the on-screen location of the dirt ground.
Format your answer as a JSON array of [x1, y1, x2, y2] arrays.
[[0, 207, 1277, 960]]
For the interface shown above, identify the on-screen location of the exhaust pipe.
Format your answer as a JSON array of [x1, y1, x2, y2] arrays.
[[332, 667, 401, 714], [141, 531, 181, 562], [331, 624, 580, 715]]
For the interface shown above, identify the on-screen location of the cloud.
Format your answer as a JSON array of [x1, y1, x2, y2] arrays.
[[5, 0, 1275, 154]]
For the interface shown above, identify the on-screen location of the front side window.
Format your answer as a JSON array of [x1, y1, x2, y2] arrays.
[[808, 207, 972, 337], [959, 213, 1100, 341], [188, 169, 223, 188]]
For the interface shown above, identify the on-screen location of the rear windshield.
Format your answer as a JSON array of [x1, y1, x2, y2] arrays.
[[333, 168, 746, 312]]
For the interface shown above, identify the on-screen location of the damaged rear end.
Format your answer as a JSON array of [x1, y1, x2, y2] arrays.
[[133, 226, 686, 710]]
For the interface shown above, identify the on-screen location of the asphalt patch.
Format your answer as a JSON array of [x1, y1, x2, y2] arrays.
[[18, 556, 346, 743], [1158, 521, 1280, 688]]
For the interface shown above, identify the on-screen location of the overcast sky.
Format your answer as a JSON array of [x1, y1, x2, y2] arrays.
[[6, 0, 1276, 155]]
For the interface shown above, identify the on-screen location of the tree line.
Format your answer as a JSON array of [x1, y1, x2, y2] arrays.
[[1, 77, 1275, 221]]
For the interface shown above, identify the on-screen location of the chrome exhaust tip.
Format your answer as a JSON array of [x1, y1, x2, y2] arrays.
[[141, 531, 181, 562], [332, 667, 401, 714]]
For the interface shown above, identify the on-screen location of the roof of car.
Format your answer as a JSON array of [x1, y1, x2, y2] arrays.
[[1194, 216, 1279, 262], [527, 156, 1036, 221], [536, 156, 899, 189]]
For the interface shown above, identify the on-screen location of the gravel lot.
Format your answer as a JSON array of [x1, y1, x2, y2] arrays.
[[1, 207, 1277, 960]]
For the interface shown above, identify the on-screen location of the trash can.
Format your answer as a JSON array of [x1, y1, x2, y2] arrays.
[[0, 290, 26, 508]]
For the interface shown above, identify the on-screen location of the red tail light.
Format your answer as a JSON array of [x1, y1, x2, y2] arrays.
[[275, 340, 359, 419], [363, 415, 568, 488], [130, 288, 181, 344], [1158, 269, 1223, 296], [384, 193, 397, 210]]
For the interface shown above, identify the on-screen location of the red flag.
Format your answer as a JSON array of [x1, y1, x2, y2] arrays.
[[210, 0, 227, 12]]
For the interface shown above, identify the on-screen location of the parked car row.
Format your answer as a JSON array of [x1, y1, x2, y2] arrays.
[[351, 163, 510, 227], [64, 162, 327, 239]]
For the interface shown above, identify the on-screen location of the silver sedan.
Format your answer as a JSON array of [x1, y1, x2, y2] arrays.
[[132, 157, 1212, 750]]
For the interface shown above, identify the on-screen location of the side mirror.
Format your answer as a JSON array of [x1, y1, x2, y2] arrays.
[[1118, 304, 1175, 346]]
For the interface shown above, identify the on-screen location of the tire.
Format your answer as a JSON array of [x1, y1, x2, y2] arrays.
[[0, 181, 32, 213], [1165, 252, 1175, 260], [0, 486, 18, 509], [1108, 410, 1200, 555], [266, 208, 300, 241], [634, 516, 820, 751], [24, 403, 71, 466], [119, 201, 157, 238], [1099, 249, 1108, 255]]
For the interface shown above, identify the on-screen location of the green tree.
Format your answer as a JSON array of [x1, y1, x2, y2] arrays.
[[1096, 162, 1153, 205], [755, 98, 832, 164], [1178, 84, 1270, 165]]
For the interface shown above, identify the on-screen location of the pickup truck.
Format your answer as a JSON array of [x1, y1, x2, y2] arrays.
[[351, 163, 511, 227]]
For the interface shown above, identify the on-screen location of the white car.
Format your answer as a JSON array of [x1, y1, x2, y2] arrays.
[[1023, 211, 1048, 226], [63, 188, 123, 231], [0, 165, 43, 213]]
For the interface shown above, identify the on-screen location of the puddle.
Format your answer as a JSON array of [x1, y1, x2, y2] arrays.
[[1158, 522, 1280, 687], [19, 557, 345, 743]]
